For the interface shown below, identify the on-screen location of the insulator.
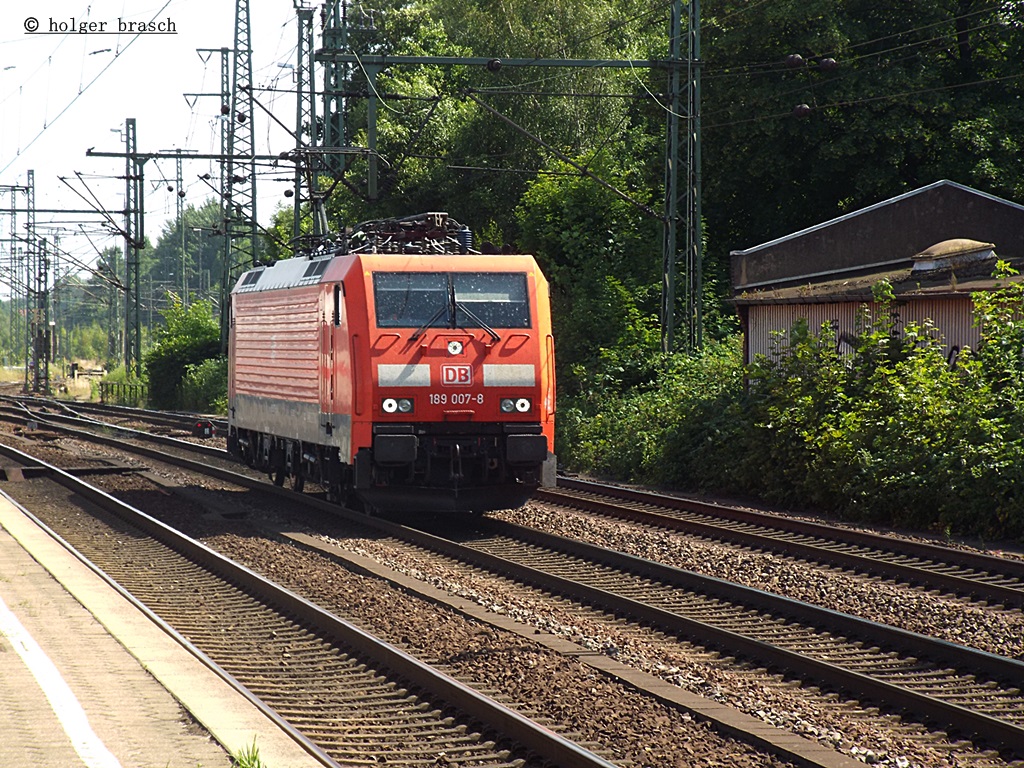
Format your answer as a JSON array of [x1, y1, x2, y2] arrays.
[[793, 103, 812, 118], [818, 57, 838, 71], [784, 53, 804, 68], [178, 190, 186, 198], [220, 104, 230, 115], [167, 184, 174, 192], [284, 188, 295, 198], [456, 227, 473, 254]]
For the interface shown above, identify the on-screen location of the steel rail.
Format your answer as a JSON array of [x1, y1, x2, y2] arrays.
[[2, 395, 228, 438], [8, 411, 1024, 759], [0, 401, 229, 461], [0, 439, 618, 768], [0, 457, 341, 768], [398, 515, 1024, 758], [545, 478, 1024, 607]]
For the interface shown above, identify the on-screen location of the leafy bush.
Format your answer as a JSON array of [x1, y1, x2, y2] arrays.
[[180, 356, 228, 414], [566, 269, 1024, 542], [143, 298, 221, 409], [726, 277, 1024, 538], [98, 364, 147, 406], [559, 336, 745, 483]]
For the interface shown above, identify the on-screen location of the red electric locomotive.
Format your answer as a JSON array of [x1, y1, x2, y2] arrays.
[[227, 213, 556, 513]]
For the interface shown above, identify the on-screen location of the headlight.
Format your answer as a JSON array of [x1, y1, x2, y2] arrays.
[[382, 398, 413, 414], [515, 397, 531, 413], [385, 397, 411, 415], [500, 398, 516, 413]]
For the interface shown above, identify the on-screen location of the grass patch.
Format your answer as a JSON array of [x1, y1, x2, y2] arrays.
[[232, 738, 266, 768], [0, 366, 24, 383]]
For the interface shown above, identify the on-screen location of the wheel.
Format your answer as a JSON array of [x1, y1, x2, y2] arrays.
[[272, 466, 286, 486], [291, 472, 305, 493]]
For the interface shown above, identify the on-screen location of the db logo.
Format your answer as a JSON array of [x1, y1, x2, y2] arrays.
[[441, 365, 472, 386]]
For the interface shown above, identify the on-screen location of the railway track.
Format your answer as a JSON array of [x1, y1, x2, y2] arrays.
[[539, 479, 1024, 610], [5, 404, 1024, 764], [0, 441, 616, 768], [391, 514, 1024, 759], [13, 395, 1024, 617], [1, 395, 227, 437], [12, 395, 1024, 597]]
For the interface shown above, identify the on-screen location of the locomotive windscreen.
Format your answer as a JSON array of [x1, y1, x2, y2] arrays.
[[373, 272, 530, 329]]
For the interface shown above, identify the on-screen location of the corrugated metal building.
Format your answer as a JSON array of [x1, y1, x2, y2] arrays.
[[730, 180, 1024, 365]]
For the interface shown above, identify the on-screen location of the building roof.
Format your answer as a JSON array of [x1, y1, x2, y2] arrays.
[[730, 180, 1024, 301]]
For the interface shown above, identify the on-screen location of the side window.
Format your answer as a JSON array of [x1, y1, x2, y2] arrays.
[[333, 284, 342, 326]]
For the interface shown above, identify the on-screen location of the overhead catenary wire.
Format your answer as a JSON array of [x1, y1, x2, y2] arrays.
[[701, 9, 1008, 81], [705, 71, 1024, 130], [699, 11, 1019, 127], [0, 0, 175, 176]]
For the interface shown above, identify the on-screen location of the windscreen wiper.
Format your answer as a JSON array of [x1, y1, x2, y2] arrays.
[[456, 301, 501, 343], [410, 302, 449, 341], [411, 276, 457, 340]]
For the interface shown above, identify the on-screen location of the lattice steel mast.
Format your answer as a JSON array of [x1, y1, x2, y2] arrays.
[[661, 0, 701, 353], [123, 118, 145, 377], [221, 0, 259, 348]]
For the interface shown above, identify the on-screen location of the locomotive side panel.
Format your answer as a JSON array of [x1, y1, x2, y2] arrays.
[[320, 280, 356, 461], [231, 283, 337, 446], [322, 257, 368, 456], [532, 267, 557, 481]]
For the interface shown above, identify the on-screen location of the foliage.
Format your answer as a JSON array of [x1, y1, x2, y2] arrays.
[[97, 364, 146, 406], [569, 271, 1024, 541], [101, 364, 136, 384], [144, 200, 229, 308], [701, 0, 1024, 273], [66, 323, 109, 364], [559, 336, 744, 481], [179, 356, 228, 414], [516, 162, 661, 395], [232, 738, 267, 768], [142, 298, 221, 409]]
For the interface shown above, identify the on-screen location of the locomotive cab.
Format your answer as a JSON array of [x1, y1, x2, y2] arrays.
[[357, 263, 556, 512]]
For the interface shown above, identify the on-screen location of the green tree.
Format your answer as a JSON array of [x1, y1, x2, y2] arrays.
[[143, 298, 222, 409], [50, 246, 125, 367], [145, 199, 228, 310], [702, 0, 1024, 265], [516, 161, 661, 395]]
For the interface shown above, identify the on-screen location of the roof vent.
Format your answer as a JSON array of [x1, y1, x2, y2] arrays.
[[911, 238, 995, 273], [240, 268, 264, 287], [301, 258, 330, 280]]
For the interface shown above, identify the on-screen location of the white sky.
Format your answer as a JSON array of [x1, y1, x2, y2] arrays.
[[0, 0, 309, 292]]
